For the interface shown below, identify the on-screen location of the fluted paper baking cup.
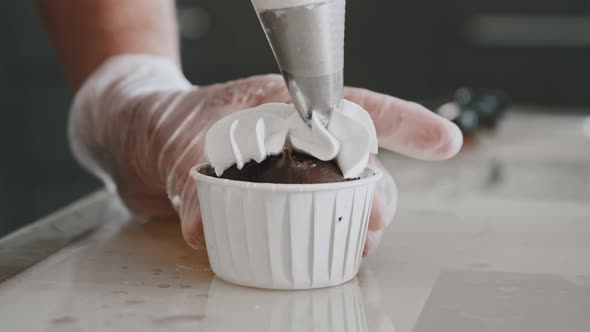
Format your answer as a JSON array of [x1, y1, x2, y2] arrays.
[[190, 164, 382, 290]]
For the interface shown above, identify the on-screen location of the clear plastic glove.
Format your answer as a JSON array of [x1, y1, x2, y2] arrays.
[[71, 55, 462, 255]]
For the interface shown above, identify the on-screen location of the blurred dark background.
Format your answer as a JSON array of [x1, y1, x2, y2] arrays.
[[1, 0, 589, 237]]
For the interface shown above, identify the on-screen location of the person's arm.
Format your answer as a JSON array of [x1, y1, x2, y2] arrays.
[[37, 0, 180, 88]]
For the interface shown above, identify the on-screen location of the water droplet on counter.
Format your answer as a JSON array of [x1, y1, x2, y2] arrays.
[[195, 267, 212, 272], [470, 262, 490, 269], [175, 264, 193, 271], [153, 314, 206, 326], [51, 316, 77, 325], [114, 311, 137, 318], [498, 286, 519, 292]]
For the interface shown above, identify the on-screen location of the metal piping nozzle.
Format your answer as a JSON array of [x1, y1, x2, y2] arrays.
[[253, 0, 345, 127]]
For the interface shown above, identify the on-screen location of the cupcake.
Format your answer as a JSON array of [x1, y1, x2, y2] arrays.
[[190, 100, 381, 289]]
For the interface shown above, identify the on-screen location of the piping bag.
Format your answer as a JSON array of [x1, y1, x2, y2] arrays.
[[251, 0, 345, 127]]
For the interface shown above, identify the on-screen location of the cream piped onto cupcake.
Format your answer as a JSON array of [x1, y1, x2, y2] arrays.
[[205, 100, 377, 180]]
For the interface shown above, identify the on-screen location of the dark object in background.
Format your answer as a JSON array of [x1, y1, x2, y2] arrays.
[[435, 88, 510, 135]]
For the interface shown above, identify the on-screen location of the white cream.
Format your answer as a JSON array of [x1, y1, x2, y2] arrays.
[[205, 100, 378, 179]]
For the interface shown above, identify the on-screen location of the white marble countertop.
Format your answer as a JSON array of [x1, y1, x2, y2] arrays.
[[1, 111, 589, 332]]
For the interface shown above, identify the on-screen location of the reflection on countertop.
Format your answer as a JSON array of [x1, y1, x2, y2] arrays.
[[205, 271, 394, 332]]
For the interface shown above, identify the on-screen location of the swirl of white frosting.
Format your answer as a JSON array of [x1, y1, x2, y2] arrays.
[[205, 100, 378, 179]]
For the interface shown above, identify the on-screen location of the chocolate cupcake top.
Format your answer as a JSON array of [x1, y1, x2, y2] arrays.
[[214, 149, 349, 184]]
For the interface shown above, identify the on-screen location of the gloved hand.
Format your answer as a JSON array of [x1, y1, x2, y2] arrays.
[[71, 55, 462, 255]]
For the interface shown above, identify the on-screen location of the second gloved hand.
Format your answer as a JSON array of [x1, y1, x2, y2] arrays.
[[71, 55, 462, 254]]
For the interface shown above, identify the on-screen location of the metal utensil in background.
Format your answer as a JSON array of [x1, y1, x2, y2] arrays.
[[436, 87, 510, 135]]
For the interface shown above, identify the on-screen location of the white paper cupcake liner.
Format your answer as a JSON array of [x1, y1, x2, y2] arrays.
[[191, 165, 381, 290]]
